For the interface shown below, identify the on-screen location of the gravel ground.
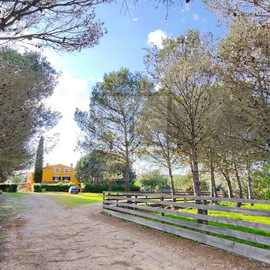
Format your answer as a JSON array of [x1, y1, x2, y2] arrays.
[[0, 193, 269, 270]]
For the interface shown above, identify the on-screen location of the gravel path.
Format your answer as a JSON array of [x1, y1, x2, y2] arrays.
[[0, 194, 269, 270]]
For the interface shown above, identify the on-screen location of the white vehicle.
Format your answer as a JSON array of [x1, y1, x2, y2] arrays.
[[68, 186, 79, 194]]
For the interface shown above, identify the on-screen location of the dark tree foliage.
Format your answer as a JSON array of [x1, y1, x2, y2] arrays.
[[74, 150, 136, 184], [75, 151, 108, 184], [34, 136, 44, 183], [0, 49, 61, 181]]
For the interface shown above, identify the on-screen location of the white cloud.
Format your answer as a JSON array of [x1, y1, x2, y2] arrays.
[[192, 14, 199, 21], [132, 18, 139, 22], [181, 4, 190, 12], [47, 73, 89, 114], [147, 30, 168, 49], [43, 73, 90, 166]]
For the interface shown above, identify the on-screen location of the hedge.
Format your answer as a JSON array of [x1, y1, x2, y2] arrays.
[[33, 183, 75, 192], [82, 183, 140, 193], [0, 184, 18, 192]]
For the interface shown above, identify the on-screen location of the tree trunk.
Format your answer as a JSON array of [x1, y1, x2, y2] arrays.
[[246, 160, 253, 204], [166, 96, 176, 198], [168, 165, 176, 202], [123, 118, 130, 192], [167, 162, 176, 196], [190, 149, 203, 224], [108, 180, 112, 191], [190, 149, 201, 197], [221, 170, 233, 198], [210, 156, 217, 197], [234, 163, 243, 199], [124, 162, 130, 192], [124, 131, 130, 192]]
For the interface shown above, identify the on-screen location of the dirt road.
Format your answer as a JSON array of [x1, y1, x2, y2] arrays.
[[1, 194, 269, 270]]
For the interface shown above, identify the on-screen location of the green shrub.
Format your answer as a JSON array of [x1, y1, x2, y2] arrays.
[[82, 183, 140, 193], [0, 184, 18, 192], [83, 183, 108, 193], [33, 183, 75, 192], [128, 183, 140, 192], [112, 184, 124, 192], [33, 184, 42, 192], [264, 191, 270, 200]]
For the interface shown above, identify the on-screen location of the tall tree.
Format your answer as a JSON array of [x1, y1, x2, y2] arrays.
[[145, 30, 219, 196], [0, 49, 61, 180], [215, 12, 270, 198], [137, 91, 179, 196], [33, 136, 44, 183], [75, 68, 153, 191]]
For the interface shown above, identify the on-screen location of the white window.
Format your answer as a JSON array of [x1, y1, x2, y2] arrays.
[[54, 168, 60, 173], [53, 176, 61, 181], [64, 168, 70, 173], [62, 176, 70, 181]]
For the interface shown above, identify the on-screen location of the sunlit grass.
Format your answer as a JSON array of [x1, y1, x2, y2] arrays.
[[209, 210, 270, 224], [44, 192, 103, 207], [241, 203, 270, 211], [217, 202, 270, 211], [176, 203, 270, 225], [3, 193, 28, 198]]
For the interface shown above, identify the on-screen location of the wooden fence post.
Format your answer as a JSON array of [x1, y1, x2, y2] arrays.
[[203, 199, 208, 225], [161, 195, 165, 223]]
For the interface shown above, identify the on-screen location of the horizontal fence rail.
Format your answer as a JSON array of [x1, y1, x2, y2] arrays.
[[160, 190, 225, 197], [102, 192, 270, 264]]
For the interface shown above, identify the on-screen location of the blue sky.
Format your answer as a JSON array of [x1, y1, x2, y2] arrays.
[[43, 0, 222, 170]]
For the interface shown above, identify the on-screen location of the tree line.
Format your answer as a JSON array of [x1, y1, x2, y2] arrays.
[[74, 1, 270, 199], [0, 0, 269, 198]]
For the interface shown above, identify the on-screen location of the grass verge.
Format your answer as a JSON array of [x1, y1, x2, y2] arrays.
[[0, 193, 27, 252], [44, 192, 103, 207]]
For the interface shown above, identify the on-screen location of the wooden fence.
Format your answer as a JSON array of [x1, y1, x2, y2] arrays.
[[161, 190, 225, 197], [103, 192, 270, 264]]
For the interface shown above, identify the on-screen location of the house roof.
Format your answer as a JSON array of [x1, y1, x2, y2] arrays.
[[44, 164, 73, 168]]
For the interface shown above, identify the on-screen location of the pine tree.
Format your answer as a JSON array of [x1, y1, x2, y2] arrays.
[[34, 136, 44, 183]]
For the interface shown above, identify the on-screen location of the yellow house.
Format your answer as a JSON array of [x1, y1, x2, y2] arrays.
[[27, 163, 80, 190]]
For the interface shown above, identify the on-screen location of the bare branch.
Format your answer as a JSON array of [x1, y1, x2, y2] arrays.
[[0, 0, 111, 51]]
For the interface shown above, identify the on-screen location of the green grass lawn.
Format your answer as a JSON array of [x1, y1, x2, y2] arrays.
[[0, 193, 27, 220], [176, 203, 270, 225], [45, 192, 103, 207], [2, 193, 28, 198]]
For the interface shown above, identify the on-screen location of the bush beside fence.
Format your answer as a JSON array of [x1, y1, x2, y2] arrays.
[[103, 192, 270, 264], [83, 183, 140, 193], [33, 183, 75, 192], [0, 184, 18, 192]]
